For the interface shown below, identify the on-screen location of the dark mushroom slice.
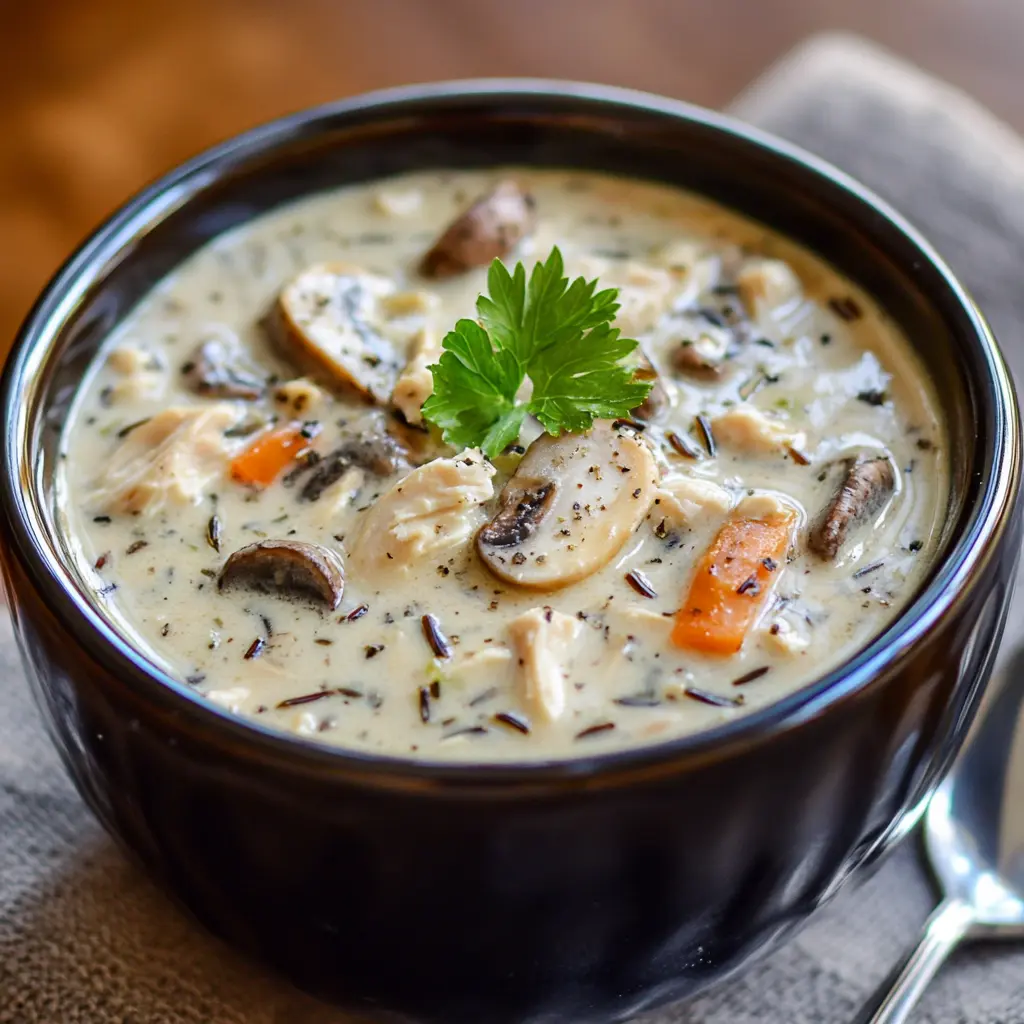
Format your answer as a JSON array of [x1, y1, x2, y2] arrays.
[[668, 319, 733, 378], [182, 336, 265, 400], [268, 262, 403, 404], [419, 181, 536, 278], [300, 432, 410, 501], [631, 350, 669, 422], [478, 423, 659, 589], [218, 540, 345, 610], [809, 457, 897, 560], [478, 483, 556, 548]]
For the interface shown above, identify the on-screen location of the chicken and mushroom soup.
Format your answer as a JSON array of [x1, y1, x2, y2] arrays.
[[57, 169, 948, 761]]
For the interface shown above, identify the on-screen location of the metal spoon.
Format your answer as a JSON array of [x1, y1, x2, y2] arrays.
[[854, 645, 1024, 1023]]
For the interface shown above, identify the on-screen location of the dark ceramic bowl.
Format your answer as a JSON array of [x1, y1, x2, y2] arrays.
[[0, 81, 1020, 1024]]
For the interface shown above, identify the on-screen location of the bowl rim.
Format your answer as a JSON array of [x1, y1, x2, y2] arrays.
[[2, 77, 1020, 788]]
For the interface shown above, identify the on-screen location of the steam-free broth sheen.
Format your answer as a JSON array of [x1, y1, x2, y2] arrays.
[[58, 169, 948, 760]]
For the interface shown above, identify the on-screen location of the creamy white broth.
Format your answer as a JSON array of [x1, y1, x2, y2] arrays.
[[57, 168, 948, 761]]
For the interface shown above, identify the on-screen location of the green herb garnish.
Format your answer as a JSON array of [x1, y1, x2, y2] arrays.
[[421, 246, 652, 457]]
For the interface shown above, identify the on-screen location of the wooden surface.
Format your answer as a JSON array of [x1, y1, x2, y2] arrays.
[[4, 0, 1024, 351]]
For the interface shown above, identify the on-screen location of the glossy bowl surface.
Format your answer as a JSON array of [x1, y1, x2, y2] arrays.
[[0, 81, 1020, 1023]]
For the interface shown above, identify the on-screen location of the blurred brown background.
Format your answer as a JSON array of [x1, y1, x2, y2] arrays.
[[4, 0, 1023, 352]]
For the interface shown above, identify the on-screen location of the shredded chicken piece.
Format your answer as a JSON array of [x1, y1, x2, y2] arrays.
[[391, 329, 441, 425], [712, 405, 805, 454], [736, 258, 803, 320], [89, 405, 237, 515], [652, 473, 734, 531], [104, 344, 165, 403], [508, 607, 581, 722], [613, 605, 672, 642], [649, 239, 719, 295], [445, 644, 514, 683], [350, 449, 495, 573]]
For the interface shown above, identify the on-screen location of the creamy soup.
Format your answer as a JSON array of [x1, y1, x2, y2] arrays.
[[57, 169, 948, 761]]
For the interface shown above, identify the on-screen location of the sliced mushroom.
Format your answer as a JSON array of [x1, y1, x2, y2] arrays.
[[809, 456, 896, 560], [478, 423, 659, 590], [507, 607, 581, 722], [631, 350, 669, 422], [88, 405, 237, 515], [351, 449, 496, 574], [182, 334, 265, 400], [268, 262, 406, 403], [300, 432, 409, 502], [670, 322, 733, 377], [419, 181, 536, 278], [218, 539, 345, 610]]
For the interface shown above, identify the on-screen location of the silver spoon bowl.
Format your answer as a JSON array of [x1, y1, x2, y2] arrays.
[[855, 645, 1024, 1023]]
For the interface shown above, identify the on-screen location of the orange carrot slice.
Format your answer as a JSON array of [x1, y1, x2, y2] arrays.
[[672, 505, 796, 655], [229, 423, 313, 487]]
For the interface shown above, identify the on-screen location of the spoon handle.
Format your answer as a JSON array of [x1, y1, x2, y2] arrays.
[[851, 897, 975, 1024]]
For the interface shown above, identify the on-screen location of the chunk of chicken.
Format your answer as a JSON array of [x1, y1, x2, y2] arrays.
[[89, 405, 237, 515], [106, 344, 154, 375], [736, 258, 803, 320], [445, 644, 514, 683], [651, 473, 734, 532], [350, 450, 495, 574], [508, 607, 581, 723], [649, 239, 720, 296], [391, 329, 441, 426], [573, 257, 685, 337], [614, 263, 678, 335], [104, 344, 166, 404], [711, 405, 805, 455]]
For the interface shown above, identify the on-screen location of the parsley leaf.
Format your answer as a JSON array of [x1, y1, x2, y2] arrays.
[[419, 319, 524, 453], [527, 321, 653, 435], [422, 246, 652, 456]]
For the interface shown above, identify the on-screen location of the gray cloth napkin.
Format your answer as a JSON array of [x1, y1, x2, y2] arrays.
[[3, 33, 1024, 1024]]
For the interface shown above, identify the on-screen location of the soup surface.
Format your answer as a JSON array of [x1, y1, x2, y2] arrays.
[[58, 169, 948, 761]]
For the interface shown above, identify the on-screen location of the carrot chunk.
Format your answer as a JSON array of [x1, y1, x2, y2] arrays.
[[672, 504, 796, 655], [229, 423, 312, 487]]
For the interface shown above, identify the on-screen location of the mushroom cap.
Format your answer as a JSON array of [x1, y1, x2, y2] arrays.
[[269, 263, 406, 403], [218, 539, 345, 610], [478, 423, 660, 590], [419, 181, 536, 278], [182, 333, 265, 400], [809, 456, 897, 560]]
